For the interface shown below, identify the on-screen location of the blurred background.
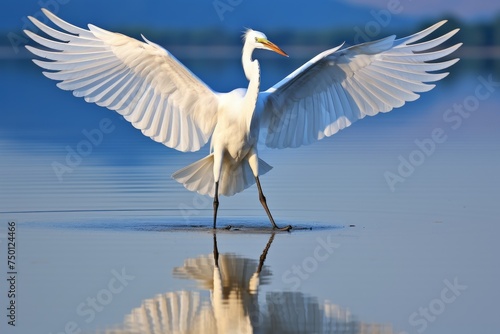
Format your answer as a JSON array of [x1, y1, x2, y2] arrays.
[[3, 0, 500, 78], [1, 2, 500, 334]]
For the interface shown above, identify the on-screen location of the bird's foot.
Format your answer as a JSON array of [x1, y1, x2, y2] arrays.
[[212, 225, 232, 230], [273, 224, 292, 232]]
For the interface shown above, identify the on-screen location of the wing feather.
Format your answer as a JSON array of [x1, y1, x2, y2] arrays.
[[25, 9, 220, 152], [260, 20, 461, 149]]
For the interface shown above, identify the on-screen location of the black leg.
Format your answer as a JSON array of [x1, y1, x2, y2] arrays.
[[257, 233, 275, 274], [255, 177, 292, 231], [213, 232, 219, 268], [213, 181, 219, 229]]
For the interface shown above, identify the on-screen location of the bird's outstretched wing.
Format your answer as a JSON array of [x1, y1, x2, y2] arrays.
[[259, 21, 461, 149], [25, 9, 220, 152]]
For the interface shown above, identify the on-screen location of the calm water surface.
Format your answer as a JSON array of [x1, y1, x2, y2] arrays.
[[1, 56, 499, 334]]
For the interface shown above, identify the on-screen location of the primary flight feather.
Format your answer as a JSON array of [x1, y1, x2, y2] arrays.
[[25, 9, 461, 230]]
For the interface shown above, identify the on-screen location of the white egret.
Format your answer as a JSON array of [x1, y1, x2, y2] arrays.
[[25, 9, 461, 230]]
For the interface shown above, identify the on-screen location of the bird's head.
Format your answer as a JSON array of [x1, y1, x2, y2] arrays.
[[244, 29, 288, 57]]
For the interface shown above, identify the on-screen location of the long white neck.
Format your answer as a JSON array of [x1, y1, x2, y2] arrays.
[[242, 42, 260, 128], [242, 41, 258, 81]]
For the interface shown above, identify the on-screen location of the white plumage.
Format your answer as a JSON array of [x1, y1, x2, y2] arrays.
[[260, 24, 461, 148], [25, 9, 461, 229], [25, 10, 219, 153]]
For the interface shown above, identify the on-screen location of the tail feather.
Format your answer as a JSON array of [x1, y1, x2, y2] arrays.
[[172, 155, 215, 196], [172, 154, 273, 197]]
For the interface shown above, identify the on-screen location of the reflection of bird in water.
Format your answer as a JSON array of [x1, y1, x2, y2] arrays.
[[101, 234, 396, 334]]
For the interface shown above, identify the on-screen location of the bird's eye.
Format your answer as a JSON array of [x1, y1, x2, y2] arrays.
[[255, 37, 258, 42]]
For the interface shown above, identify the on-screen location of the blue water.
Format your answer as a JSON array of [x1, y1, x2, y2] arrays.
[[1, 58, 499, 223], [1, 54, 499, 334]]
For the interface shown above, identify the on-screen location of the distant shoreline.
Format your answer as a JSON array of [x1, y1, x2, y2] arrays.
[[1, 45, 499, 60]]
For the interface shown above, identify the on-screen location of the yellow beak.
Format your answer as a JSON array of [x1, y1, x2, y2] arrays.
[[261, 39, 288, 57]]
